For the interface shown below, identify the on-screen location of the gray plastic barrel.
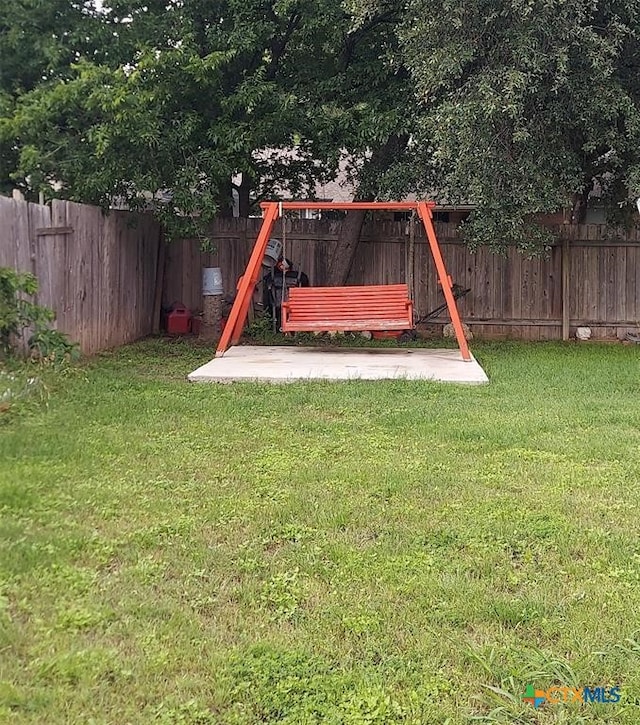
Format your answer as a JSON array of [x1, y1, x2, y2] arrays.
[[202, 267, 223, 296]]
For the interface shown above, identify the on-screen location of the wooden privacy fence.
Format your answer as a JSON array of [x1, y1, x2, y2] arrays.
[[3, 197, 638, 351], [165, 218, 640, 340], [0, 196, 162, 354]]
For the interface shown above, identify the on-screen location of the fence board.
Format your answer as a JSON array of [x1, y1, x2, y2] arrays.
[[627, 247, 638, 324]]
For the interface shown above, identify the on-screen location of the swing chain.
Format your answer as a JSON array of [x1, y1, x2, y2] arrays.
[[281, 204, 287, 303]]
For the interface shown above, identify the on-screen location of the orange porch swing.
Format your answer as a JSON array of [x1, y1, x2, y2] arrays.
[[215, 201, 471, 362]]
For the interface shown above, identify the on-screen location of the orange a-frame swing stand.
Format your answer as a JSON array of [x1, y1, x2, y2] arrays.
[[215, 201, 472, 361]]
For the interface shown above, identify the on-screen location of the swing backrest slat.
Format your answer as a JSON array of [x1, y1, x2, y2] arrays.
[[281, 284, 413, 332]]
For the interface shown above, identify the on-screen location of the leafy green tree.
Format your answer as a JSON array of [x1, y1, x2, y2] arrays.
[[1, 0, 411, 249], [395, 0, 640, 249], [0, 1, 96, 193]]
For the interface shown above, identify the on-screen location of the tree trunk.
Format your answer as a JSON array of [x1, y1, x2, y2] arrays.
[[218, 182, 235, 218], [237, 174, 252, 218], [570, 187, 591, 224], [324, 135, 406, 285], [200, 294, 222, 342], [326, 203, 372, 285]]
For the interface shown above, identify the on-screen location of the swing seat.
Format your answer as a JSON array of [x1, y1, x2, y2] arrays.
[[281, 284, 413, 332]]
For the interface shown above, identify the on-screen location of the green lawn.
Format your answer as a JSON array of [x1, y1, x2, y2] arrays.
[[1, 339, 639, 724]]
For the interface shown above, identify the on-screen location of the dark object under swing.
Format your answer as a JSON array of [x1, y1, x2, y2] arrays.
[[262, 261, 309, 331]]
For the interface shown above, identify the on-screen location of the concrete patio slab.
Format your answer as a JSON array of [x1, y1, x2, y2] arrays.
[[188, 346, 488, 384]]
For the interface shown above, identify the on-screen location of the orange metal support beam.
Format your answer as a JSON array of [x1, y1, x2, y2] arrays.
[[417, 202, 471, 361], [216, 202, 280, 356]]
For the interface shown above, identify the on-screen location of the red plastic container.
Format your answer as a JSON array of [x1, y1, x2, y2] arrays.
[[371, 330, 402, 340], [167, 304, 192, 335]]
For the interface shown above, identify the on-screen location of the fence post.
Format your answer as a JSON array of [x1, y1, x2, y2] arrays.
[[562, 231, 571, 340], [152, 229, 166, 334]]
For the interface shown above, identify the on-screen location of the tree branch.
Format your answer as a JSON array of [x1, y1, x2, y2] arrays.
[[265, 13, 302, 82], [340, 10, 401, 71]]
